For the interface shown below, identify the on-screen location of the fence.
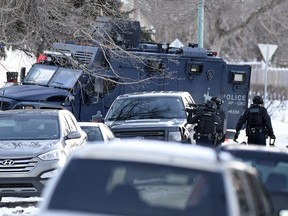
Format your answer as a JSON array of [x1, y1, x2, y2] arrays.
[[241, 62, 288, 101]]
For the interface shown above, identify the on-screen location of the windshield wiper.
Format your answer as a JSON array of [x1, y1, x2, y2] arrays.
[[107, 117, 128, 121], [25, 79, 37, 83], [52, 81, 64, 86]]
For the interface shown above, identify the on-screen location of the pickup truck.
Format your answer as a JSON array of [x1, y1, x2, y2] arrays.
[[103, 91, 196, 143]]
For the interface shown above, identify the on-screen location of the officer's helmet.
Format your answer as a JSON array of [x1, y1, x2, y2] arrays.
[[205, 100, 217, 109], [211, 96, 223, 106], [252, 95, 263, 104]]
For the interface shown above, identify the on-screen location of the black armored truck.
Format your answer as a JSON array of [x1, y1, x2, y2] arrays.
[[0, 17, 251, 134]]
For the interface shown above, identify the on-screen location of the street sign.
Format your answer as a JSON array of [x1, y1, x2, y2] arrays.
[[170, 39, 184, 48], [258, 43, 278, 110], [258, 44, 278, 62]]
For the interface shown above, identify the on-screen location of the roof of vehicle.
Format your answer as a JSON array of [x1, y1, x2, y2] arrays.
[[69, 139, 245, 172], [116, 91, 192, 98], [78, 122, 105, 127], [0, 109, 69, 116], [220, 144, 288, 154]]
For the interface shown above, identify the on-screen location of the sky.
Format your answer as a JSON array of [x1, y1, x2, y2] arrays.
[[0, 51, 288, 215]]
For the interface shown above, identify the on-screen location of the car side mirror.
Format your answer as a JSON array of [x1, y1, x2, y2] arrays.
[[65, 131, 81, 140]]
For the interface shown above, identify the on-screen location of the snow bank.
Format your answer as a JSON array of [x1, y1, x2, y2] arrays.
[[0, 49, 35, 87]]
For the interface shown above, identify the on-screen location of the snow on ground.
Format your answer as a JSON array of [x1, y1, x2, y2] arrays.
[[0, 197, 40, 216]]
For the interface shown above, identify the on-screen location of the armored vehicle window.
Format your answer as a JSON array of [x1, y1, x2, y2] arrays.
[[49, 68, 82, 89], [144, 60, 164, 73], [23, 64, 57, 85], [94, 76, 118, 94], [103, 79, 117, 93]]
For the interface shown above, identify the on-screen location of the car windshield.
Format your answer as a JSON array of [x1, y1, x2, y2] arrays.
[[106, 96, 186, 121], [0, 114, 60, 140], [80, 126, 103, 142], [24, 64, 57, 85], [48, 159, 227, 216], [23, 64, 82, 89]]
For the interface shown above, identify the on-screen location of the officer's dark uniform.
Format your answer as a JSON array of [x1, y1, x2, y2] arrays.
[[187, 100, 220, 147], [211, 96, 226, 146], [92, 111, 104, 123], [234, 95, 275, 145]]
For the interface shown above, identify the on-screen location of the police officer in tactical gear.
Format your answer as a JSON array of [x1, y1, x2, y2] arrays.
[[234, 95, 275, 145], [211, 96, 226, 146], [92, 111, 104, 123], [186, 100, 221, 147]]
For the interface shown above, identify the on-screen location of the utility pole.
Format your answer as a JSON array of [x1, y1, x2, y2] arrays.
[[197, 0, 205, 48]]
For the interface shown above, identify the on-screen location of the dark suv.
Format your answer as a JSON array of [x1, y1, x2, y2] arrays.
[[0, 109, 87, 201], [104, 91, 196, 143]]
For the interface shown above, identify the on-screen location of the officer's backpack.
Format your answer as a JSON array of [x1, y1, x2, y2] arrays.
[[215, 109, 225, 133], [196, 108, 221, 137], [248, 106, 264, 128]]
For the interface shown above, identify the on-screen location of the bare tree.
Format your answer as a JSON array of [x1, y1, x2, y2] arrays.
[[0, 0, 287, 65], [0, 0, 125, 57], [131, 0, 287, 64]]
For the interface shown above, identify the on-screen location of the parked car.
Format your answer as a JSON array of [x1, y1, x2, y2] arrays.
[[104, 91, 196, 143], [79, 122, 116, 144], [218, 144, 288, 214], [0, 109, 87, 201], [38, 139, 276, 216]]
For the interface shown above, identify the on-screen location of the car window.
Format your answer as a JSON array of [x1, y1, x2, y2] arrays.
[[224, 150, 288, 193], [231, 170, 252, 216], [60, 115, 70, 135], [64, 114, 78, 131], [81, 125, 103, 142], [245, 172, 272, 216], [69, 112, 82, 131], [182, 94, 194, 107], [48, 159, 227, 216]]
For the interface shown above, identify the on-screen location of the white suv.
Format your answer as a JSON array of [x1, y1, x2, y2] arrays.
[[0, 109, 87, 201], [38, 139, 276, 216]]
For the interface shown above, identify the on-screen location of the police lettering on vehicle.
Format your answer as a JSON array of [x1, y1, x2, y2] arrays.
[[224, 94, 246, 105]]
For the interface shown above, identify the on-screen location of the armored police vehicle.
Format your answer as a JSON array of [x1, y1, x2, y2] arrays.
[[0, 17, 251, 131]]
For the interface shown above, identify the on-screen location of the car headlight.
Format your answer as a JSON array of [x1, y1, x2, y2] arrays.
[[168, 132, 182, 142], [38, 149, 66, 161]]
